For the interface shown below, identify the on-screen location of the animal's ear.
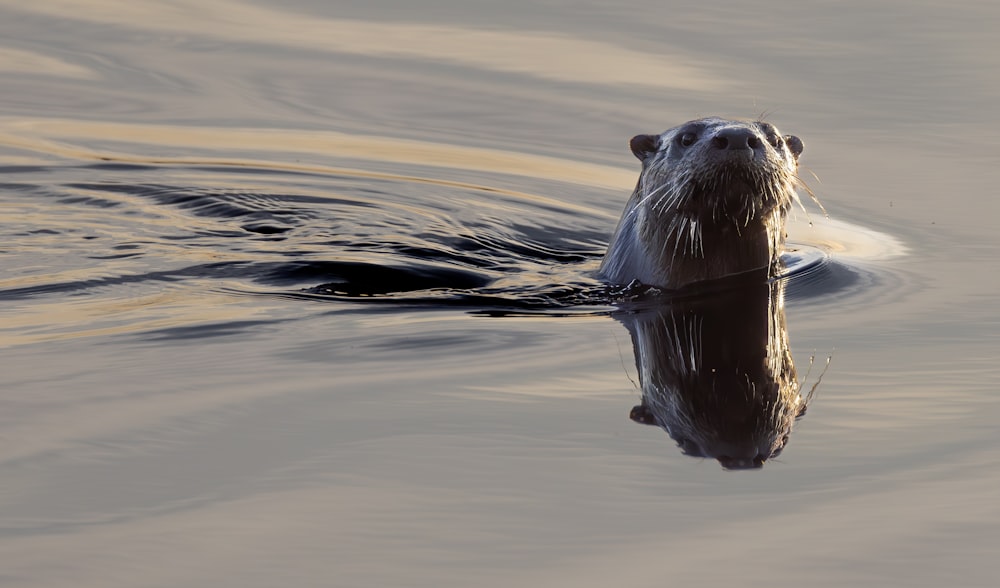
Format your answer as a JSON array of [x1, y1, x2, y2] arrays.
[[630, 134, 659, 161], [629, 404, 657, 426], [784, 135, 803, 160]]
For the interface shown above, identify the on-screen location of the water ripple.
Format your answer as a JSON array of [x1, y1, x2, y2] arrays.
[[0, 155, 894, 346]]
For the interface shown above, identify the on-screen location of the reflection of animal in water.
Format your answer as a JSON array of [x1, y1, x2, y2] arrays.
[[600, 117, 804, 290], [598, 117, 818, 467], [620, 275, 815, 469]]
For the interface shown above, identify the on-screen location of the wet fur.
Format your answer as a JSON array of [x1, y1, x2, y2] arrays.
[[600, 117, 803, 289]]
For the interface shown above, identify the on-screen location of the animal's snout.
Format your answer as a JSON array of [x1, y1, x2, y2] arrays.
[[710, 127, 761, 151]]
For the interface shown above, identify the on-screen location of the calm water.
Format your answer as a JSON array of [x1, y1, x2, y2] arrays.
[[2, 1, 999, 586]]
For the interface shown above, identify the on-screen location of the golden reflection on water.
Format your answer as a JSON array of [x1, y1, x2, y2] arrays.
[[0, 115, 628, 350], [2, 1, 998, 585], [0, 48, 96, 79], [0, 118, 628, 211], [11, 0, 727, 91], [0, 290, 263, 347]]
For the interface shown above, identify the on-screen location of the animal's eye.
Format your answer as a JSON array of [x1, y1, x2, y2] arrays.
[[678, 132, 698, 147], [766, 133, 782, 148]]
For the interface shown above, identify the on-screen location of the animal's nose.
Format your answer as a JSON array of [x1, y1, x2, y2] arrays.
[[710, 127, 761, 151]]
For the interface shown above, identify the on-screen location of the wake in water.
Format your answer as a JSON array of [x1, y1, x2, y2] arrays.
[[0, 161, 869, 318], [0, 158, 872, 468]]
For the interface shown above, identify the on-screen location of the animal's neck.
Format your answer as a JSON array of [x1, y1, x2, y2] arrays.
[[645, 207, 784, 288]]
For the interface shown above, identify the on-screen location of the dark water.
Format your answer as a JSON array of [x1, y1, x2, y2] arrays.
[[2, 1, 999, 586]]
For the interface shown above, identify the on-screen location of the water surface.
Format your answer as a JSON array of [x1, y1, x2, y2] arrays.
[[2, 1, 999, 586]]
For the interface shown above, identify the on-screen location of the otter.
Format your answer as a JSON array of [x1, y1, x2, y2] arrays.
[[599, 117, 804, 290]]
